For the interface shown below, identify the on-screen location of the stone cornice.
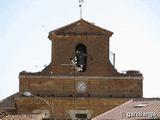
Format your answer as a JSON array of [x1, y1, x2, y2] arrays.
[[19, 75, 143, 80]]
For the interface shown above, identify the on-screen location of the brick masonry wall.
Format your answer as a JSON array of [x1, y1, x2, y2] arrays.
[[15, 97, 129, 119], [17, 19, 143, 119], [45, 35, 118, 76], [19, 76, 142, 98]]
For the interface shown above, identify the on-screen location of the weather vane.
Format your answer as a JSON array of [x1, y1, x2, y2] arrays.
[[79, 0, 84, 19]]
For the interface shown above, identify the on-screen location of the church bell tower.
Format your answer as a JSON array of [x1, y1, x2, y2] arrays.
[[45, 19, 117, 76], [16, 19, 143, 119]]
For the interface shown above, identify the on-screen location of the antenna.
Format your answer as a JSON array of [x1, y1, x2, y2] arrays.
[[79, 0, 84, 19]]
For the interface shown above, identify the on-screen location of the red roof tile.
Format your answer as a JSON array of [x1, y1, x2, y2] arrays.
[[0, 112, 47, 120], [92, 98, 160, 120]]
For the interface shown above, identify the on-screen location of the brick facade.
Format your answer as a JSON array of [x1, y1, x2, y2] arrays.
[[16, 19, 143, 119], [15, 97, 130, 119], [19, 76, 142, 98]]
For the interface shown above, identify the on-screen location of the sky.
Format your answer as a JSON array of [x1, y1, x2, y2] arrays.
[[0, 0, 160, 100]]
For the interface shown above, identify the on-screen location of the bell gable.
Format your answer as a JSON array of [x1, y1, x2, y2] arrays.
[[48, 19, 113, 40]]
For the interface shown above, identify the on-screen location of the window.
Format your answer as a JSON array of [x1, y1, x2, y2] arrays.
[[75, 113, 87, 119]]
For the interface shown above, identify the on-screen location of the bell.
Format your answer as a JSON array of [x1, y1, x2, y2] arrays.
[[76, 53, 86, 66]]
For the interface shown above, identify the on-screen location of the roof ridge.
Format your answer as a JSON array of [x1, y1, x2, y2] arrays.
[[133, 98, 160, 101]]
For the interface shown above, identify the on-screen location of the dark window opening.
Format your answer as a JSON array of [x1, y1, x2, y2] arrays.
[[75, 113, 87, 119], [75, 44, 87, 72]]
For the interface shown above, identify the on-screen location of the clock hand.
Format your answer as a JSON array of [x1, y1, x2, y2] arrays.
[[80, 83, 85, 89], [80, 85, 83, 89]]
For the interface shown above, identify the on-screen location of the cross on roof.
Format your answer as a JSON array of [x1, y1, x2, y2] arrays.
[[79, 0, 84, 19]]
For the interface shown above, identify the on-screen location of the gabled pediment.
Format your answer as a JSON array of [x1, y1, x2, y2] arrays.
[[49, 19, 113, 38]]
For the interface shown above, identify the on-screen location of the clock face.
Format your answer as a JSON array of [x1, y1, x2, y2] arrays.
[[76, 81, 87, 93]]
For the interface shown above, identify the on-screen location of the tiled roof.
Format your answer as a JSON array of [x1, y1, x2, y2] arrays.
[[0, 93, 18, 110], [0, 112, 7, 119], [92, 98, 160, 120], [0, 112, 46, 120]]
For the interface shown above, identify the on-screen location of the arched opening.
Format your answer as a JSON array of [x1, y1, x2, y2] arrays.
[[75, 44, 87, 72]]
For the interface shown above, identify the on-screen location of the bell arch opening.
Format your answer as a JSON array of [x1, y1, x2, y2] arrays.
[[75, 44, 87, 72]]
